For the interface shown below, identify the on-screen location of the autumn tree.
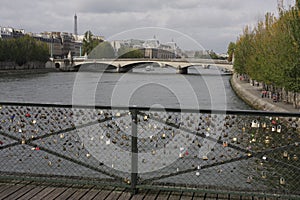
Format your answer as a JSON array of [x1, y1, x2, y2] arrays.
[[82, 31, 103, 55]]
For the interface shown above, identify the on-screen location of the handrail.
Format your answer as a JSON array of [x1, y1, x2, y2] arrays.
[[0, 101, 299, 117]]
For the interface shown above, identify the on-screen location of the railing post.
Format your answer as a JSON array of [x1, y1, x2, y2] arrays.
[[130, 108, 139, 194]]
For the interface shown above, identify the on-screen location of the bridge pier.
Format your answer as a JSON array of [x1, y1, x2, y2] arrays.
[[116, 65, 128, 73], [176, 65, 188, 74]]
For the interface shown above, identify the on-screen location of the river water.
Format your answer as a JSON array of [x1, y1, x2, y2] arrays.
[[0, 65, 251, 110]]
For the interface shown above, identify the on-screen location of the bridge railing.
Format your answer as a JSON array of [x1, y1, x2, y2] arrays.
[[0, 102, 299, 198]]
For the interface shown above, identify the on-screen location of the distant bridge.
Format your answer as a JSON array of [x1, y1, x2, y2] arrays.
[[53, 57, 233, 74]]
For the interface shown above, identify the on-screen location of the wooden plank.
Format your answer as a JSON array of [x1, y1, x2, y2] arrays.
[[64, 187, 93, 200], [167, 191, 182, 200], [178, 192, 193, 200], [94, 188, 114, 199], [0, 184, 13, 194], [217, 193, 230, 200], [79, 188, 101, 200], [0, 184, 26, 199], [130, 189, 148, 200], [117, 190, 132, 200], [240, 196, 253, 200], [2, 185, 35, 199], [204, 193, 218, 200], [142, 190, 160, 200], [104, 188, 124, 200], [228, 194, 241, 200], [29, 186, 60, 200], [16, 186, 46, 200], [252, 197, 266, 200], [42, 187, 69, 200], [156, 190, 171, 200], [192, 192, 206, 200], [54, 187, 77, 200]]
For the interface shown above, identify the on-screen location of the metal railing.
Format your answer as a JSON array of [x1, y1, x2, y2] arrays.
[[0, 102, 299, 198]]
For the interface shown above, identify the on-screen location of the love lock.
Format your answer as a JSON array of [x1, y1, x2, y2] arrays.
[[280, 177, 285, 185], [202, 155, 208, 160], [261, 171, 267, 179], [271, 126, 276, 132], [276, 125, 281, 133], [246, 176, 253, 184], [293, 154, 298, 161], [251, 120, 259, 128], [283, 151, 288, 158]]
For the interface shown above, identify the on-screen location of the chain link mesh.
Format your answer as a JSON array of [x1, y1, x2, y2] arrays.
[[0, 103, 299, 197]]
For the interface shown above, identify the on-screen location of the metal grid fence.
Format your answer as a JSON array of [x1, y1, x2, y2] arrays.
[[0, 102, 299, 198]]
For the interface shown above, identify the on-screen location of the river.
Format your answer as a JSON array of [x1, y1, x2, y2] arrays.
[[0, 65, 251, 110]]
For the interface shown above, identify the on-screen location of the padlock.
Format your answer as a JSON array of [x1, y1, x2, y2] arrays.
[[262, 155, 267, 160], [262, 171, 267, 179], [144, 115, 148, 121], [246, 176, 253, 183], [251, 120, 258, 128], [271, 126, 276, 132], [280, 177, 285, 185], [277, 125, 281, 133], [265, 138, 270, 144], [293, 154, 298, 161], [202, 155, 208, 160]]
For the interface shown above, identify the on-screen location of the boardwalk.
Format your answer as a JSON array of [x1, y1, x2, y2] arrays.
[[0, 181, 268, 200]]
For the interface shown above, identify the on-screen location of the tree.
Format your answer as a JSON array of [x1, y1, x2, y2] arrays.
[[233, 5, 300, 108], [88, 41, 115, 59], [227, 42, 236, 62], [82, 30, 103, 55], [233, 26, 254, 75], [0, 35, 49, 65], [118, 46, 144, 58]]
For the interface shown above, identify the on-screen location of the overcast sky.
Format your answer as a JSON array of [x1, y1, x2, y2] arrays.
[[0, 0, 296, 53]]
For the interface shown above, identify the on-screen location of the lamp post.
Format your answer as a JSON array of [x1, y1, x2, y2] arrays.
[[50, 36, 54, 61]]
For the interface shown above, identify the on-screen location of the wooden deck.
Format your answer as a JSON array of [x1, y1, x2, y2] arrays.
[[0, 181, 278, 200]]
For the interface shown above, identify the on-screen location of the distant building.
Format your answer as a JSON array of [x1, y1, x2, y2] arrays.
[[0, 26, 25, 39], [111, 38, 182, 59]]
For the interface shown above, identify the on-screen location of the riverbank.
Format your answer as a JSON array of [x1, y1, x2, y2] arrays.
[[230, 73, 299, 113], [0, 68, 59, 75]]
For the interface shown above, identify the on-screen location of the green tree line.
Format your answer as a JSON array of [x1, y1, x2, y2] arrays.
[[231, 3, 300, 107], [0, 35, 49, 66]]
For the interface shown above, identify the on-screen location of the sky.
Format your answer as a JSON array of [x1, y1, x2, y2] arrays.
[[0, 0, 296, 53]]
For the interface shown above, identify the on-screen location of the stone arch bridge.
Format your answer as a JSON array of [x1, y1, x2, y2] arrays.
[[54, 58, 233, 74]]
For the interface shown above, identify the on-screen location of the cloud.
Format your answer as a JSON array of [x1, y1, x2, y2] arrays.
[[0, 0, 279, 52]]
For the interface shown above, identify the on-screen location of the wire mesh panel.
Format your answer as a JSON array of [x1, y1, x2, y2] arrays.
[[136, 110, 300, 198], [0, 104, 131, 187], [0, 103, 299, 198]]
